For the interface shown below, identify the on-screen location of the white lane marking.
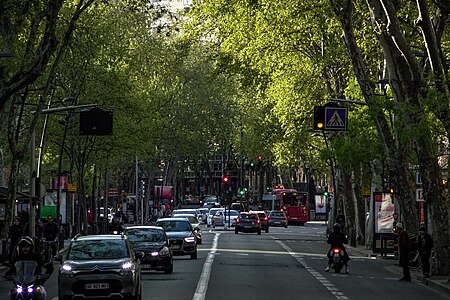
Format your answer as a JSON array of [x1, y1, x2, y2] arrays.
[[192, 232, 221, 300], [273, 238, 350, 300]]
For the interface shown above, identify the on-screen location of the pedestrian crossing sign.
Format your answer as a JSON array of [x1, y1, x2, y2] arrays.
[[324, 107, 348, 131]]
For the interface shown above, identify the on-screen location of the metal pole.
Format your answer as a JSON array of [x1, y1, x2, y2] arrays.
[[135, 156, 138, 225], [29, 118, 36, 239]]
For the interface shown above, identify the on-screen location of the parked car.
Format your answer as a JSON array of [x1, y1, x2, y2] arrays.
[[123, 226, 173, 274], [173, 214, 202, 244], [156, 217, 198, 259], [207, 208, 225, 227], [56, 234, 142, 300], [212, 210, 240, 227], [235, 212, 262, 235], [251, 210, 269, 233], [268, 210, 288, 228]]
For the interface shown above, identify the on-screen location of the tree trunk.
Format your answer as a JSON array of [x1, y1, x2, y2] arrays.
[[353, 166, 366, 245]]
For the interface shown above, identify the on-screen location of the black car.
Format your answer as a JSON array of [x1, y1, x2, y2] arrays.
[[56, 234, 142, 300], [252, 210, 269, 233], [156, 218, 198, 259], [124, 226, 173, 274], [235, 212, 262, 235]]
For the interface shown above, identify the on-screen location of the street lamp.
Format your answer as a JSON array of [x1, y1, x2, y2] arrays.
[[30, 103, 98, 239]]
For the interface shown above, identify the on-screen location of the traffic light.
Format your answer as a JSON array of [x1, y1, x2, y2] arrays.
[[313, 106, 325, 130], [257, 155, 263, 161], [389, 186, 396, 194], [324, 191, 329, 197], [441, 178, 448, 186], [222, 176, 230, 184], [249, 162, 255, 169]]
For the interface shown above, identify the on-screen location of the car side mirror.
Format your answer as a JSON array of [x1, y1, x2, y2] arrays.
[[54, 254, 63, 262], [135, 251, 145, 259]]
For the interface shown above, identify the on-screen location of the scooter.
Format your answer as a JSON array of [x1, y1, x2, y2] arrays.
[[5, 260, 50, 300], [331, 247, 345, 273]]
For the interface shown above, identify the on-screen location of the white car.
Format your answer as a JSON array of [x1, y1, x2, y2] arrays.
[[207, 208, 225, 227], [212, 210, 240, 227]]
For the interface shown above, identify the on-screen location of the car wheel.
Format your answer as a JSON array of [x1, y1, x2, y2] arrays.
[[257, 230, 261, 235], [235, 229, 238, 234], [284, 225, 288, 228], [164, 263, 174, 274], [191, 250, 198, 259], [265, 227, 269, 233]]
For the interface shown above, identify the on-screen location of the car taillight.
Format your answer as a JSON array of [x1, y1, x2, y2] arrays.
[[256, 219, 260, 224], [333, 248, 340, 254], [236, 218, 241, 223], [264, 216, 268, 221]]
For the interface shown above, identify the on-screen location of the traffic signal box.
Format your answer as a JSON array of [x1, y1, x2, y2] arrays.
[[222, 176, 230, 185], [313, 106, 325, 130]]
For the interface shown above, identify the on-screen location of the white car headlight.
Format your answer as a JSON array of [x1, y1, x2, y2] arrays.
[[121, 261, 135, 273], [184, 236, 196, 243]]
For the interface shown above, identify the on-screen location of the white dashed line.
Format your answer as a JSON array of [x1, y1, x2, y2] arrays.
[[273, 237, 350, 300]]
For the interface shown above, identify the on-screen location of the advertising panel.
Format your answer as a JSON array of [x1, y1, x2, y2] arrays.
[[375, 193, 395, 233]]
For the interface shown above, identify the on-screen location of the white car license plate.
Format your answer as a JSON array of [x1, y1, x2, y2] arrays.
[[274, 221, 280, 224], [172, 245, 181, 250], [141, 264, 152, 268], [244, 226, 252, 228], [85, 283, 109, 290]]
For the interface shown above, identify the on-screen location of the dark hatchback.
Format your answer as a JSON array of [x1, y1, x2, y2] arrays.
[[252, 210, 269, 233], [235, 212, 262, 235], [268, 210, 288, 228], [124, 226, 173, 274], [156, 218, 198, 259]]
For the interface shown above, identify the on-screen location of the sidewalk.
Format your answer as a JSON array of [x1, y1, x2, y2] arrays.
[[347, 243, 450, 296]]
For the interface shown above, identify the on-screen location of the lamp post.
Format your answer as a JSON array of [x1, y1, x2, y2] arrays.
[[30, 103, 98, 239]]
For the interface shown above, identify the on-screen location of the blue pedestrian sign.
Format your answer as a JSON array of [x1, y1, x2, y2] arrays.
[[324, 107, 348, 131]]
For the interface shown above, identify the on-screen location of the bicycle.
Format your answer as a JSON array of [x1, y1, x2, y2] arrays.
[[40, 238, 59, 263]]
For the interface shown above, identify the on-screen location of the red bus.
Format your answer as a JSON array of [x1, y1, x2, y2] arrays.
[[261, 188, 309, 225]]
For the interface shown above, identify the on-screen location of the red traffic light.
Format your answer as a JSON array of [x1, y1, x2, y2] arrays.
[[257, 155, 262, 161], [222, 176, 230, 184]]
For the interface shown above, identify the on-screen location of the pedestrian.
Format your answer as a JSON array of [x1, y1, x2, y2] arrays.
[[397, 223, 411, 282], [418, 224, 433, 278], [8, 217, 23, 264]]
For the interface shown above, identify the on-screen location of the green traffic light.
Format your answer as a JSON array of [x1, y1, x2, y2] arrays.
[[324, 191, 329, 196]]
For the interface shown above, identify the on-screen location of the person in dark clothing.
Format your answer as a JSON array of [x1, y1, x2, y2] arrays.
[[418, 224, 433, 278], [335, 209, 346, 231], [42, 215, 59, 256], [8, 217, 23, 264], [397, 223, 411, 281], [109, 218, 124, 234], [326, 223, 350, 273]]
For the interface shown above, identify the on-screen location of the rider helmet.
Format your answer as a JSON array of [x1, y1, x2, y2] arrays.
[[333, 223, 341, 231], [18, 236, 34, 249]]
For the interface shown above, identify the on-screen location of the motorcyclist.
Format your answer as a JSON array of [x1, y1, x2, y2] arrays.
[[109, 218, 124, 234], [325, 223, 350, 273]]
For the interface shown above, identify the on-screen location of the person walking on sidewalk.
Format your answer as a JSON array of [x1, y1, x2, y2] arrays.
[[418, 224, 433, 278], [397, 223, 411, 282]]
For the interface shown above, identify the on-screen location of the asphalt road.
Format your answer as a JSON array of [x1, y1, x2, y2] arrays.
[[0, 223, 448, 300]]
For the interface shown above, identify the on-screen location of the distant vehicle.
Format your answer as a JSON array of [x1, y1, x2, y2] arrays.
[[172, 209, 200, 220], [56, 234, 142, 300], [235, 212, 261, 235], [123, 226, 173, 274], [172, 214, 202, 244], [99, 207, 113, 223], [230, 202, 246, 212], [207, 208, 225, 227], [212, 210, 240, 227], [262, 189, 309, 225], [196, 208, 209, 224], [251, 210, 269, 233], [267, 210, 288, 228], [156, 218, 198, 259]]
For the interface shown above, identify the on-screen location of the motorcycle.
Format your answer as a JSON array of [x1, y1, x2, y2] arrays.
[[5, 260, 50, 300], [330, 247, 345, 273]]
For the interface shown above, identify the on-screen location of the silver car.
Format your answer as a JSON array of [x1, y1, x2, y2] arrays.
[[56, 234, 142, 300]]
